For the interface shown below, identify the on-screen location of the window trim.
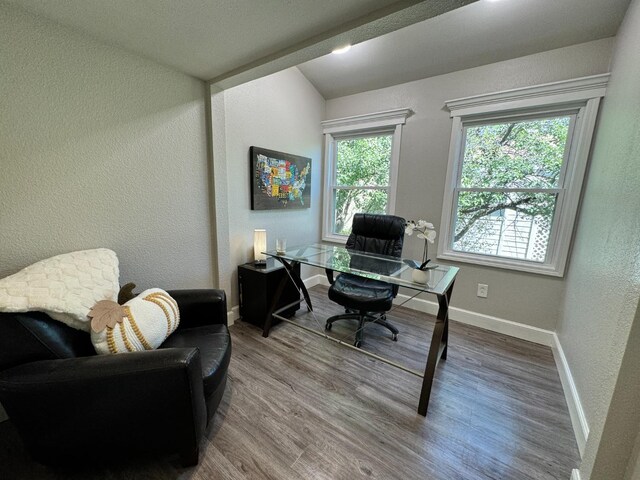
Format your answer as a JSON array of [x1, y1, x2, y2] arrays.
[[438, 74, 609, 276], [321, 108, 412, 243]]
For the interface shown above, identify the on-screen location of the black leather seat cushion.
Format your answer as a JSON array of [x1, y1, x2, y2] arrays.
[[328, 273, 395, 312], [161, 324, 231, 398]]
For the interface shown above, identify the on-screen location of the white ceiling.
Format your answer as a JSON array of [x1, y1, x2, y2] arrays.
[[5, 0, 630, 98], [4, 0, 474, 88], [298, 0, 630, 99]]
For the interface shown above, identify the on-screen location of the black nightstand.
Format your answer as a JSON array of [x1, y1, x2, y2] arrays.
[[238, 259, 301, 328]]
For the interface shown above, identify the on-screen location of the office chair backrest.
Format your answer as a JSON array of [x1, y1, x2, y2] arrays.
[[346, 213, 406, 258]]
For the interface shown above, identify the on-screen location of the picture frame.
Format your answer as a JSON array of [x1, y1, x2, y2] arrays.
[[250, 146, 312, 210]]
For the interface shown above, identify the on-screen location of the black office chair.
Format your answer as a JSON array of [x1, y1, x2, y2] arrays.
[[325, 213, 406, 348]]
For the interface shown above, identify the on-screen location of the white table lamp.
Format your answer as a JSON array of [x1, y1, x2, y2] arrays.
[[254, 229, 267, 265]]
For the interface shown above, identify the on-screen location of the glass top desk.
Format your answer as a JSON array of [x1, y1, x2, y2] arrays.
[[261, 242, 459, 416]]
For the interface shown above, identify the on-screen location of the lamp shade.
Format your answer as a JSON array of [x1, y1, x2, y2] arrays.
[[253, 229, 267, 264]]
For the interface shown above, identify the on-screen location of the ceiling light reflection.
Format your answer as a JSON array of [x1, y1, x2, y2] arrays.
[[332, 45, 352, 55]]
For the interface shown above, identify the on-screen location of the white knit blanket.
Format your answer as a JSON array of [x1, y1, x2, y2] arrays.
[[0, 249, 120, 331]]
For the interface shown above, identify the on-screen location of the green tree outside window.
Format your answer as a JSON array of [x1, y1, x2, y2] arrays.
[[454, 116, 570, 261], [333, 135, 392, 235]]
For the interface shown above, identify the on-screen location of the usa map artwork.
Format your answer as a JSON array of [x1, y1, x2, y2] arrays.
[[250, 147, 312, 210]]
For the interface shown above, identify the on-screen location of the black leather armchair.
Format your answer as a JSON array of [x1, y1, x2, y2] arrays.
[[0, 289, 231, 466], [325, 213, 406, 347]]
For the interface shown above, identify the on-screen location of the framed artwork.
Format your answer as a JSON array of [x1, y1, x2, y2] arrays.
[[250, 146, 312, 210]]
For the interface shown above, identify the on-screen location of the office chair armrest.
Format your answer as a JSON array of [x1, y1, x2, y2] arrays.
[[168, 289, 228, 329], [0, 348, 206, 464]]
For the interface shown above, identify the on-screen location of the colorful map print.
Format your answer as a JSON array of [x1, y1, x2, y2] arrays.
[[255, 153, 310, 207]]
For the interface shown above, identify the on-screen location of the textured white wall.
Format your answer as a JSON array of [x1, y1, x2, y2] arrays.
[[325, 39, 614, 329], [556, 0, 640, 478], [0, 5, 214, 290], [217, 68, 325, 305], [582, 302, 640, 479]]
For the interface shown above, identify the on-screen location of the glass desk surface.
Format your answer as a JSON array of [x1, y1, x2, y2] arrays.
[[264, 242, 458, 296]]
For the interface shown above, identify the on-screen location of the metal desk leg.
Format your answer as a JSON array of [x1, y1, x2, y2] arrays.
[[417, 281, 455, 416], [262, 259, 312, 338], [280, 258, 313, 313]]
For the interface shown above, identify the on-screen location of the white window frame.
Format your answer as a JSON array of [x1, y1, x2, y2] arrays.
[[321, 108, 412, 243], [438, 74, 609, 276]]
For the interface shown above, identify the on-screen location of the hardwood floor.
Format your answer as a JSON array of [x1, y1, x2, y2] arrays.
[[0, 285, 579, 479]]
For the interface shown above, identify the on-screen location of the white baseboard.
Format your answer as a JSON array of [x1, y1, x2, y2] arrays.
[[393, 293, 555, 347], [303, 274, 555, 346], [227, 305, 239, 326], [228, 276, 324, 325], [305, 274, 327, 289], [552, 334, 589, 456], [571, 468, 581, 480], [243, 273, 588, 459]]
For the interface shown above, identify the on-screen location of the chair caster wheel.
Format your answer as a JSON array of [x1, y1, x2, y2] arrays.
[[354, 340, 362, 348], [325, 322, 332, 331], [392, 334, 398, 341]]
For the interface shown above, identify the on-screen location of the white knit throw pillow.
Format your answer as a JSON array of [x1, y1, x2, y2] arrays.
[[0, 249, 119, 331], [90, 288, 180, 355]]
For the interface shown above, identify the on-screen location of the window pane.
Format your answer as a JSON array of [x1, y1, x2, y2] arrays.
[[461, 116, 571, 189], [333, 188, 388, 236], [336, 135, 392, 187], [453, 191, 557, 262]]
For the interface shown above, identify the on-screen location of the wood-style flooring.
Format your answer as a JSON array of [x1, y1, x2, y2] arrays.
[[0, 285, 579, 479]]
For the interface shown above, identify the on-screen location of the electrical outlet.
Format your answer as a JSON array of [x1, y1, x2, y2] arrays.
[[477, 283, 488, 298]]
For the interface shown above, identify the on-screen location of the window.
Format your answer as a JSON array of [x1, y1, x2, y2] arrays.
[[440, 75, 609, 276], [321, 108, 411, 242], [332, 134, 392, 235], [454, 114, 572, 262]]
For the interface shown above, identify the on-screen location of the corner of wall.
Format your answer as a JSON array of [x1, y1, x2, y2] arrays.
[[209, 88, 233, 296]]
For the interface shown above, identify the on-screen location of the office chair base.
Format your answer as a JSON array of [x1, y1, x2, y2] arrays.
[[325, 312, 399, 346]]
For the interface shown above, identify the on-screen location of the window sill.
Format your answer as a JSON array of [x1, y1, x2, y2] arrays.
[[437, 250, 564, 277], [322, 234, 348, 245]]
